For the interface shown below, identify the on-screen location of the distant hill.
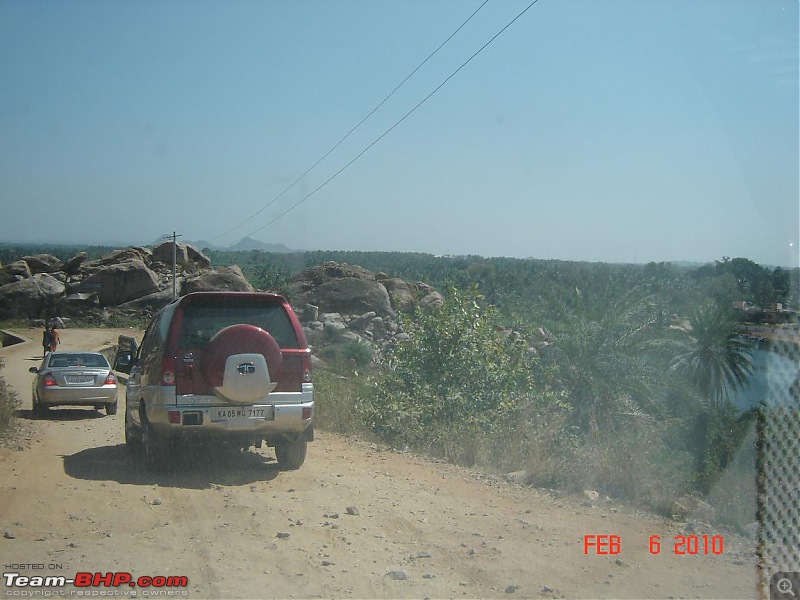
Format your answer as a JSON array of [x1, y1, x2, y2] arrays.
[[190, 237, 301, 253], [226, 236, 300, 253]]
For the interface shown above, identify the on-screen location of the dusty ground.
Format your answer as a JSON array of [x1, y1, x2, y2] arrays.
[[0, 328, 759, 599]]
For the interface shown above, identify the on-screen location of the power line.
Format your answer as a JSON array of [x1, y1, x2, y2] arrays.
[[213, 0, 490, 244], [241, 0, 542, 239]]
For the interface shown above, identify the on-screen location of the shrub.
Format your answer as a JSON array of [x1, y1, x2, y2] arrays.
[[359, 286, 556, 463], [0, 357, 20, 441]]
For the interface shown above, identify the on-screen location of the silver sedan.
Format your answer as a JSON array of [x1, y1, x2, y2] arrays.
[[29, 351, 119, 416]]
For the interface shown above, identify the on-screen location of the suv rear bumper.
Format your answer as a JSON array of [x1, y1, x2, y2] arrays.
[[145, 385, 314, 440]]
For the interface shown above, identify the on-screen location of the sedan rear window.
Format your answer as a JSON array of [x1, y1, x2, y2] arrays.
[[48, 354, 110, 368]]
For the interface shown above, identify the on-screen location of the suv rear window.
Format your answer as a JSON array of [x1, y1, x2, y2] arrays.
[[178, 297, 300, 350]]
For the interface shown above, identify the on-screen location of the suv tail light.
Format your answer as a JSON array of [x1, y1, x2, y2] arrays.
[[43, 372, 57, 387], [301, 354, 312, 383], [161, 356, 176, 386]]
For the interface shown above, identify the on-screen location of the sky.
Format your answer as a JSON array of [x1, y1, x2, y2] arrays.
[[1, 0, 797, 267]]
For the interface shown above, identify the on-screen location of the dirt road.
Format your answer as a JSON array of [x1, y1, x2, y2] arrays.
[[1, 328, 758, 599]]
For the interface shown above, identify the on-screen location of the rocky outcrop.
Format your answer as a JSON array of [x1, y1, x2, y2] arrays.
[[289, 262, 445, 362], [0, 250, 443, 368], [0, 242, 250, 319]]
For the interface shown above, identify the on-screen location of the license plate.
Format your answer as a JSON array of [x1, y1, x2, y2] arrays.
[[210, 406, 272, 423], [66, 376, 94, 385]]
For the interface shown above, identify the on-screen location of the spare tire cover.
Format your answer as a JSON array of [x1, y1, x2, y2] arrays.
[[202, 324, 283, 404]]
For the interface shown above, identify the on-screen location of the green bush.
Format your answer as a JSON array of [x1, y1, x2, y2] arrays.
[[359, 286, 557, 463]]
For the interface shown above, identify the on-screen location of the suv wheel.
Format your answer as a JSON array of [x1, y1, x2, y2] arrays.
[[275, 437, 307, 470], [125, 410, 141, 449], [142, 416, 167, 470]]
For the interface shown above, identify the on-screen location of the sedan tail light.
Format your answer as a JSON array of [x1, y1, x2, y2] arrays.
[[104, 372, 117, 385], [43, 372, 57, 387]]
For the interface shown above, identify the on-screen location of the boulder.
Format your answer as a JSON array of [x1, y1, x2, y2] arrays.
[[348, 311, 377, 331], [306, 279, 393, 317], [152, 241, 188, 267], [181, 266, 254, 294], [5, 260, 32, 279], [119, 288, 176, 311], [81, 259, 160, 306], [152, 241, 209, 272], [185, 244, 212, 270], [62, 252, 88, 274], [0, 274, 66, 318], [381, 278, 418, 313], [419, 290, 445, 311], [22, 254, 63, 274], [289, 262, 375, 298]]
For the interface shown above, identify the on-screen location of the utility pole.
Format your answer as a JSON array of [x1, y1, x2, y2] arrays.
[[162, 231, 182, 300], [171, 231, 177, 300]]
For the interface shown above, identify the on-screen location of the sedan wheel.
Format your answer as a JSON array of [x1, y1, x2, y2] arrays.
[[34, 395, 49, 418]]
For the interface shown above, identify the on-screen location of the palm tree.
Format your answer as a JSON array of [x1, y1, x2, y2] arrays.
[[540, 268, 677, 432], [670, 302, 755, 491], [670, 303, 754, 410]]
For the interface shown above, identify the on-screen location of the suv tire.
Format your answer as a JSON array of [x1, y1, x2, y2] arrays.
[[142, 415, 168, 470], [275, 437, 307, 470], [125, 410, 141, 450]]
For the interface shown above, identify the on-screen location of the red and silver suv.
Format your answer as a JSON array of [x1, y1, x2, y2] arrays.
[[117, 292, 314, 470]]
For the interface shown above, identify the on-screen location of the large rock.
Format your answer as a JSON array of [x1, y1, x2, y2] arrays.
[[185, 244, 211, 270], [289, 262, 376, 297], [119, 288, 176, 311], [95, 247, 152, 268], [62, 252, 88, 274], [0, 274, 66, 318], [306, 278, 393, 317], [5, 260, 32, 279], [381, 278, 418, 313], [81, 259, 160, 306], [22, 254, 63, 274], [181, 266, 254, 294], [152, 241, 188, 267], [152, 242, 211, 273]]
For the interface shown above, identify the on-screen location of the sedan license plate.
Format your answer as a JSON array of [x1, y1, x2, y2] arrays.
[[211, 406, 272, 424], [66, 376, 94, 385]]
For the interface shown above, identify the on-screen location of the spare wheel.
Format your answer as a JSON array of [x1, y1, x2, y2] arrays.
[[202, 324, 283, 404]]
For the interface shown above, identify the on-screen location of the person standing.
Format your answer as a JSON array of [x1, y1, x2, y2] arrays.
[[42, 326, 53, 356], [49, 325, 60, 352]]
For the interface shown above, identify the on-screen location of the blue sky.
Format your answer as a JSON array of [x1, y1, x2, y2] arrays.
[[1, 1, 797, 267]]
